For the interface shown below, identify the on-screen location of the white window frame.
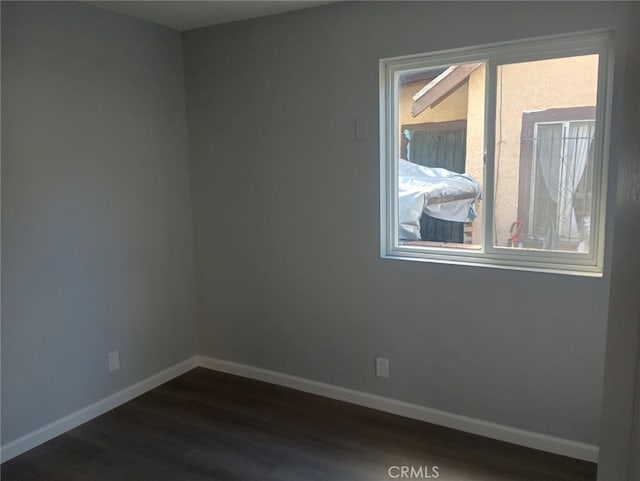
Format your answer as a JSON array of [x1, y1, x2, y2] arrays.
[[379, 30, 614, 276]]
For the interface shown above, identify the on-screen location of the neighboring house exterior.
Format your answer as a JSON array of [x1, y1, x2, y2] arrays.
[[399, 55, 598, 249]]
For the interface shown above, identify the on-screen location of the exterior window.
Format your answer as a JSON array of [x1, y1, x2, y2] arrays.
[[380, 31, 613, 275], [522, 116, 595, 250]]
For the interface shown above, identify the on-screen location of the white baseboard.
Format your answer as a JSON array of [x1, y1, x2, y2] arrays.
[[1, 354, 599, 464], [0, 356, 198, 463], [197, 355, 599, 463]]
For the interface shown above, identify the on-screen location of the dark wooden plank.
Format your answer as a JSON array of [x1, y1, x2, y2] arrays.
[[1, 368, 597, 481]]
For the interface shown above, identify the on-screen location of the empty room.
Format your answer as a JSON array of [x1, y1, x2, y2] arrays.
[[1, 1, 639, 480]]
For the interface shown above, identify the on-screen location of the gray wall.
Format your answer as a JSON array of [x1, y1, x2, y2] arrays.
[[183, 1, 635, 446], [1, 2, 196, 443], [598, 1, 640, 478], [2, 0, 636, 457]]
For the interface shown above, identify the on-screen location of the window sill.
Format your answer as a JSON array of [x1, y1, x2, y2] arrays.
[[402, 241, 482, 250], [383, 248, 604, 277]]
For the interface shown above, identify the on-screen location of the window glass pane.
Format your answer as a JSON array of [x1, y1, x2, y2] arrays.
[[493, 55, 599, 253], [396, 62, 485, 249]]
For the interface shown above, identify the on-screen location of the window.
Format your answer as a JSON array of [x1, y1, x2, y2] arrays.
[[380, 31, 613, 275], [518, 110, 596, 251]]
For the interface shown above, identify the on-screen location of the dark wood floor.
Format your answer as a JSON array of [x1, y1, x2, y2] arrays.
[[2, 368, 597, 481]]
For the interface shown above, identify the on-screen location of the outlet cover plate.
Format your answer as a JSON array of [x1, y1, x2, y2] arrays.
[[375, 357, 389, 378], [108, 351, 120, 373]]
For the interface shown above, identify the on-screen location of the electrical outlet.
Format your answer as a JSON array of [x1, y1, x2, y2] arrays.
[[108, 350, 120, 373], [375, 357, 389, 378]]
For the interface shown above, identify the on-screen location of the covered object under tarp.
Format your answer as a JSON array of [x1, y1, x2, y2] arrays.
[[398, 159, 482, 242]]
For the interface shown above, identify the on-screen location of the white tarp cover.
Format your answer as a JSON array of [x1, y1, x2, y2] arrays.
[[398, 159, 481, 241]]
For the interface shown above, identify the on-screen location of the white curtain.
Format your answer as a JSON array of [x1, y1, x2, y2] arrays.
[[536, 121, 594, 241], [558, 122, 594, 239]]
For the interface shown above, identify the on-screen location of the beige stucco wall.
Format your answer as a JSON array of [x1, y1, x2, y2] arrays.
[[466, 65, 485, 244], [491, 55, 599, 245]]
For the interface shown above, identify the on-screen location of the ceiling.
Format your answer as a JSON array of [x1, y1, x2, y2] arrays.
[[90, 1, 335, 32]]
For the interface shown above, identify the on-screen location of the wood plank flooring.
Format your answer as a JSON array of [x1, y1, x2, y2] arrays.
[[1, 368, 597, 481]]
